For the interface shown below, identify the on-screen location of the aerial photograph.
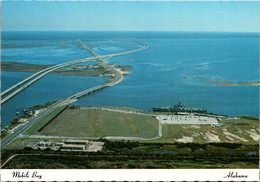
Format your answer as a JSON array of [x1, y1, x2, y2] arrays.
[[1, 0, 259, 181]]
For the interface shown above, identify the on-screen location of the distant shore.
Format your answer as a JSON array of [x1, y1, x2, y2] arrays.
[[206, 80, 260, 86], [180, 73, 259, 87]]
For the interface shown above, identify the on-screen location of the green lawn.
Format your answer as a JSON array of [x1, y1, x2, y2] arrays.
[[25, 105, 258, 145], [24, 105, 67, 135], [39, 108, 159, 138]]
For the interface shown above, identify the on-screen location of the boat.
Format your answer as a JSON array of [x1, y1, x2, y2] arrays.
[[152, 101, 207, 113]]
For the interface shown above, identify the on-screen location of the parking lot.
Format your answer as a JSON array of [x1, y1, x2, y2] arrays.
[[157, 114, 218, 125]]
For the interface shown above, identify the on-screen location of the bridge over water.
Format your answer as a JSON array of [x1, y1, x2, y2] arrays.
[[1, 40, 149, 148], [1, 40, 148, 104]]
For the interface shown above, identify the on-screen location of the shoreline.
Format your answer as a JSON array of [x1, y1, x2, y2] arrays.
[[2, 103, 259, 142], [1, 61, 133, 77]]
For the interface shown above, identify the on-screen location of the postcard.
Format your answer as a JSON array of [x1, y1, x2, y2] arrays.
[[1, 0, 259, 181]]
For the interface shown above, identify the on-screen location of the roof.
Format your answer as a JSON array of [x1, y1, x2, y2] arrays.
[[65, 139, 88, 143], [62, 144, 86, 148]]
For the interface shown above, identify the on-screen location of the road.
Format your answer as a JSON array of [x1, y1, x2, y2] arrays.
[[1, 84, 112, 148], [77, 39, 124, 86], [1, 58, 97, 104], [1, 98, 74, 148], [1, 40, 148, 104], [1, 40, 149, 148]]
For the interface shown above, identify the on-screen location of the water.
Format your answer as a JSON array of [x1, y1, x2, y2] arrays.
[[1, 71, 108, 127], [1, 31, 259, 127], [247, 152, 257, 156]]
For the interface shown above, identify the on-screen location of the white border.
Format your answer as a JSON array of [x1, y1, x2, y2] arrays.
[[1, 169, 259, 181], [1, 0, 259, 182], [2, 0, 260, 2]]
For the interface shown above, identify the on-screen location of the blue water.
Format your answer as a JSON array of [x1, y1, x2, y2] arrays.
[[1, 31, 259, 127], [247, 152, 257, 156], [2, 40, 92, 65], [1, 71, 108, 127]]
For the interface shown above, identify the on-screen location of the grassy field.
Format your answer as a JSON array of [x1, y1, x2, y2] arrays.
[[39, 108, 159, 138], [23, 103, 258, 144], [24, 105, 67, 135], [154, 117, 259, 144]]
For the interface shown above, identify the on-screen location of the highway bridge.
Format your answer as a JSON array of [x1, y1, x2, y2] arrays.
[[2, 83, 113, 148], [1, 97, 75, 148], [2, 40, 149, 147], [1, 57, 98, 104], [77, 39, 133, 86], [1, 40, 148, 104]]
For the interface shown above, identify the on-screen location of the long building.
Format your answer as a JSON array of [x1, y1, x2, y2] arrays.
[[64, 140, 88, 145], [61, 144, 86, 150]]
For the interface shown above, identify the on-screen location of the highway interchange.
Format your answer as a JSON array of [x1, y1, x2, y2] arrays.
[[1, 40, 148, 104], [2, 40, 149, 148], [2, 39, 219, 148]]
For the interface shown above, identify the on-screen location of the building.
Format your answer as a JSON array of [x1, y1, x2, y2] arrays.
[[35, 141, 51, 147], [55, 142, 64, 146], [64, 139, 88, 145], [60, 140, 89, 151], [61, 144, 86, 151]]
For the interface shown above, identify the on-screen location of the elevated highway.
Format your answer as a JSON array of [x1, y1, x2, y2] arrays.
[[1, 97, 76, 148], [2, 40, 149, 147], [77, 40, 125, 86], [1, 40, 148, 104], [1, 57, 97, 104], [2, 83, 108, 148]]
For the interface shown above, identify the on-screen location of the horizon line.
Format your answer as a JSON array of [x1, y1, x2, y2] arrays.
[[2, 30, 259, 34]]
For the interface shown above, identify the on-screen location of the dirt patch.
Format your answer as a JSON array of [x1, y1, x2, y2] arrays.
[[87, 142, 104, 152], [176, 136, 194, 143], [223, 129, 248, 142], [247, 129, 259, 142], [190, 125, 200, 129], [204, 132, 221, 142]]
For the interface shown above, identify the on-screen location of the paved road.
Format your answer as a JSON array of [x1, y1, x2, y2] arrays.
[[1, 40, 148, 104], [77, 40, 124, 86], [1, 58, 97, 104], [2, 40, 149, 148], [2, 85, 111, 148], [1, 57, 98, 97], [1, 98, 73, 148]]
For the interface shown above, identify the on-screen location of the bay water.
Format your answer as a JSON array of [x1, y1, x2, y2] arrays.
[[1, 31, 259, 127]]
